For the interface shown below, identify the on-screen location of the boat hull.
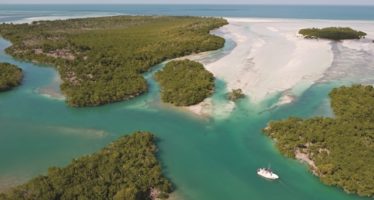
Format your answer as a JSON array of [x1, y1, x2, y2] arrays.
[[257, 169, 279, 180]]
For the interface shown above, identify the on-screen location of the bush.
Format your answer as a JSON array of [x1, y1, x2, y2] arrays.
[[227, 88, 245, 101]]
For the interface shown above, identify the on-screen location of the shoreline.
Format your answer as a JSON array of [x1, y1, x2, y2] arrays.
[[0, 176, 25, 193], [206, 17, 335, 103], [37, 73, 66, 100], [4, 14, 374, 118], [184, 17, 374, 117], [1, 10, 374, 200]]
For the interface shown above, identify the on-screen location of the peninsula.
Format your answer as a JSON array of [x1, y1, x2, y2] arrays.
[[264, 85, 374, 197], [0, 132, 173, 200], [0, 16, 227, 107]]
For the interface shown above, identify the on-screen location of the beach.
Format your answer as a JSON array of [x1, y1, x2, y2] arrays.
[[4, 14, 374, 117], [1, 5, 374, 199], [187, 18, 374, 116]]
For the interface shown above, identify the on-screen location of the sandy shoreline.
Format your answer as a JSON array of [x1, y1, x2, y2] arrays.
[[37, 73, 65, 100], [5, 14, 374, 117], [206, 17, 335, 102], [0, 175, 27, 193], [185, 17, 374, 117]]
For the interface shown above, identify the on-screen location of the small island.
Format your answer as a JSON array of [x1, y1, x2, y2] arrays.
[[0, 62, 23, 92], [227, 88, 245, 101], [155, 59, 214, 106], [299, 27, 367, 40], [0, 16, 227, 107], [264, 85, 374, 197], [0, 132, 173, 200]]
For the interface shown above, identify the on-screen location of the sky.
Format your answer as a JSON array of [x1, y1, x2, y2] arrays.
[[1, 0, 374, 5]]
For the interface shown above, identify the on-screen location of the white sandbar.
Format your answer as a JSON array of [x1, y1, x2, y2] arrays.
[[187, 18, 374, 116]]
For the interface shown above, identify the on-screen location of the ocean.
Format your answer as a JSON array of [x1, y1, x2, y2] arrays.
[[0, 4, 373, 200], [1, 4, 374, 22]]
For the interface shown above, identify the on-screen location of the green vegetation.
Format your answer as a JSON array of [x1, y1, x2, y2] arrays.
[[0, 132, 173, 200], [227, 88, 245, 101], [264, 85, 374, 197], [155, 59, 214, 106], [0, 16, 227, 107], [299, 27, 367, 40], [0, 62, 23, 91]]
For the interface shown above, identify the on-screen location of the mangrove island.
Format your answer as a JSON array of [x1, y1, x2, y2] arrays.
[[155, 59, 215, 106], [0, 16, 227, 107], [264, 85, 374, 197], [299, 27, 367, 40]]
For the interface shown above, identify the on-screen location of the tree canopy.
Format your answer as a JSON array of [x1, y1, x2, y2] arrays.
[[0, 132, 173, 200], [0, 62, 23, 91], [264, 85, 374, 197], [299, 27, 367, 40], [155, 59, 214, 106], [0, 16, 227, 107]]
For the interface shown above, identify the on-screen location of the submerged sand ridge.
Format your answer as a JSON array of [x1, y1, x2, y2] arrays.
[[186, 18, 374, 117], [207, 18, 334, 102], [9, 15, 373, 117]]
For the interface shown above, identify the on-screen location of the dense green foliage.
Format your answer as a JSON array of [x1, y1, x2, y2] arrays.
[[264, 85, 374, 197], [0, 132, 173, 200], [0, 16, 227, 106], [155, 59, 214, 106], [227, 88, 245, 101], [299, 27, 367, 40], [0, 62, 22, 91]]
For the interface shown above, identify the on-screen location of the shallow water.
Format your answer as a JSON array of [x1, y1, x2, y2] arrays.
[[0, 35, 370, 200], [1, 5, 374, 200], [2, 4, 374, 20]]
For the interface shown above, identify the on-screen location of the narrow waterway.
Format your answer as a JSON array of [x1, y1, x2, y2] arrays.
[[0, 34, 369, 199]]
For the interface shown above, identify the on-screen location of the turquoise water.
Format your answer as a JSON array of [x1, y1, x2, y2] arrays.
[[0, 40, 368, 200], [1, 4, 374, 21], [0, 5, 373, 200]]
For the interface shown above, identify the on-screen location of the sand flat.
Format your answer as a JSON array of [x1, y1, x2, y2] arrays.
[[207, 18, 334, 102], [187, 18, 374, 116]]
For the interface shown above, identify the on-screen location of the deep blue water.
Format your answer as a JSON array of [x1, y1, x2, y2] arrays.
[[1, 4, 374, 22]]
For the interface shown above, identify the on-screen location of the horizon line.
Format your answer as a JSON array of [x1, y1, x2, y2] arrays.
[[1, 3, 374, 6]]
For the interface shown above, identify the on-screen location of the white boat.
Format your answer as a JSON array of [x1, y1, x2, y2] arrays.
[[257, 168, 279, 180]]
